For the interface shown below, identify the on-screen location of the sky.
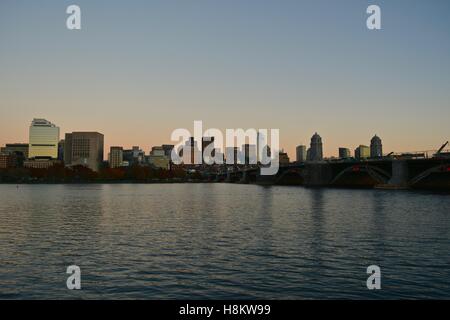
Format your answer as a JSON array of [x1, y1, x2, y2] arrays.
[[1, 0, 449, 158]]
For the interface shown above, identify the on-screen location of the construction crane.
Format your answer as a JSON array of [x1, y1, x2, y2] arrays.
[[434, 141, 449, 157]]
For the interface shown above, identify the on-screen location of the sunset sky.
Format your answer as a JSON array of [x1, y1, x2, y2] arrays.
[[1, 0, 449, 158]]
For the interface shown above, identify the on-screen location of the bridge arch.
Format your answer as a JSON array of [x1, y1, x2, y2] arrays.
[[274, 168, 304, 185], [330, 165, 391, 185], [409, 165, 450, 186]]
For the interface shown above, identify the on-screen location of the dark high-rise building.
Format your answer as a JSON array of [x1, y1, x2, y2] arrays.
[[64, 132, 104, 171], [58, 140, 65, 161], [296, 145, 307, 162], [339, 147, 351, 159], [370, 135, 383, 158], [309, 133, 323, 161], [242, 144, 257, 165]]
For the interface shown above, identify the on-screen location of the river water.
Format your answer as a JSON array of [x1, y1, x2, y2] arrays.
[[0, 184, 449, 299]]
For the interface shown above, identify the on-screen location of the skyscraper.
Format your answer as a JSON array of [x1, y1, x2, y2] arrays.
[[58, 140, 65, 161], [109, 146, 123, 168], [202, 137, 215, 163], [355, 145, 370, 160], [242, 144, 257, 165], [339, 147, 351, 159], [225, 147, 239, 165], [182, 137, 200, 164], [296, 145, 307, 162], [309, 133, 323, 161], [28, 119, 59, 159], [64, 132, 104, 171], [370, 135, 383, 158]]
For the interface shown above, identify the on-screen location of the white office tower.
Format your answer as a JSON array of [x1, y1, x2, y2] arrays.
[[28, 118, 60, 159]]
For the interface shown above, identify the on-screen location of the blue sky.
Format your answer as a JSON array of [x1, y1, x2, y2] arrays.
[[1, 0, 449, 156]]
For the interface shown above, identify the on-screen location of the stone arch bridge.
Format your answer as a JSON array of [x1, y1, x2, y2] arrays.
[[209, 158, 450, 189]]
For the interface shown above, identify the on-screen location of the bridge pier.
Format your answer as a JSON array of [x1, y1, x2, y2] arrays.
[[304, 163, 332, 187], [255, 168, 276, 185], [377, 160, 409, 189]]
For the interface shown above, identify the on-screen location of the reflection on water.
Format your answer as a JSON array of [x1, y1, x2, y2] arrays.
[[0, 184, 449, 299]]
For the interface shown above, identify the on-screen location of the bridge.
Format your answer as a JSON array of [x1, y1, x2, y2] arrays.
[[206, 156, 450, 190]]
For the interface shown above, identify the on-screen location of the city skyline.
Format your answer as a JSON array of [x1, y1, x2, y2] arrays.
[[1, 1, 450, 303], [1, 0, 450, 158], [1, 117, 448, 161]]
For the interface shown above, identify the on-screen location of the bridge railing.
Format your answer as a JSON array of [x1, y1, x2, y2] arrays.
[[390, 149, 450, 159]]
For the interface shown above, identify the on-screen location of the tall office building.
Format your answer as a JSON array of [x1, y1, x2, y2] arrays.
[[260, 144, 271, 164], [296, 145, 307, 162], [109, 146, 123, 168], [201, 137, 215, 163], [370, 135, 383, 158], [243, 144, 257, 165], [355, 145, 370, 160], [309, 133, 323, 161], [339, 147, 351, 159], [64, 132, 104, 171], [182, 137, 201, 164], [226, 147, 239, 165], [256, 131, 269, 163], [28, 119, 59, 159], [58, 140, 65, 161]]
